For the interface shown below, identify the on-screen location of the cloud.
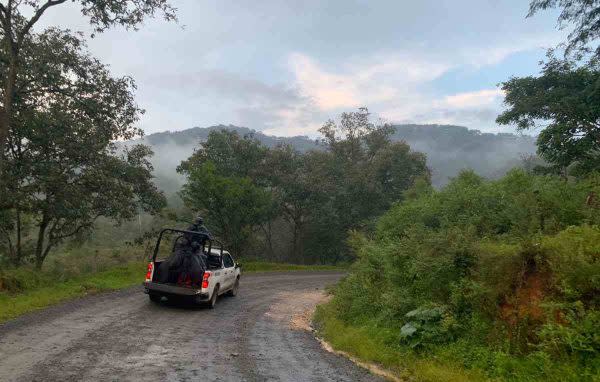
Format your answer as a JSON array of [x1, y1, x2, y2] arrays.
[[149, 69, 300, 104], [140, 43, 540, 137], [286, 44, 537, 135], [287, 51, 508, 133], [438, 89, 505, 109], [380, 87, 509, 132], [288, 52, 450, 111], [286, 32, 553, 116], [141, 69, 326, 135], [459, 35, 559, 68], [288, 54, 362, 109]]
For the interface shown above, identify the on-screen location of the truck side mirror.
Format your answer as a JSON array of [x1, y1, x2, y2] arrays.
[[235, 262, 241, 269]]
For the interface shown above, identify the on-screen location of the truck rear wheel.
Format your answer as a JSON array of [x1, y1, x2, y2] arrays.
[[148, 293, 161, 303], [207, 285, 219, 309]]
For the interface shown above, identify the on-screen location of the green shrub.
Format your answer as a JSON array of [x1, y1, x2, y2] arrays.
[[399, 304, 459, 348], [0, 267, 52, 293], [327, 170, 600, 379], [538, 303, 600, 362], [539, 225, 600, 304]]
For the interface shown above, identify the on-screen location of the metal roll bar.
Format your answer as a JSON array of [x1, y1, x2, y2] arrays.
[[152, 228, 224, 262]]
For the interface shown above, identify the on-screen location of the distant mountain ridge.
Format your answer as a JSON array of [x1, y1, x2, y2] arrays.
[[143, 124, 320, 152], [389, 124, 536, 186], [133, 123, 536, 193]]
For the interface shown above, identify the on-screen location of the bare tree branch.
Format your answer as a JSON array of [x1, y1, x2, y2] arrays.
[[17, 0, 67, 46], [0, 3, 7, 20]]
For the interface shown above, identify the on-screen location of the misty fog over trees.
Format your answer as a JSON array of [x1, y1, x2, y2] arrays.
[[135, 122, 537, 194]]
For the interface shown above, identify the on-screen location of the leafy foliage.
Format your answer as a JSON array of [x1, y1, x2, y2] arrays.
[[497, 58, 600, 174], [400, 304, 458, 349], [538, 302, 600, 361], [329, 170, 600, 379], [528, 0, 600, 59], [177, 109, 430, 262], [306, 108, 430, 263], [180, 162, 272, 256], [0, 29, 165, 268], [178, 129, 267, 179], [0, 0, 176, 192]]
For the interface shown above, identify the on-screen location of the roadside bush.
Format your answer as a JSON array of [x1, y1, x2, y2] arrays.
[[327, 170, 600, 380], [540, 225, 600, 304], [538, 303, 600, 362], [378, 169, 590, 241], [0, 267, 52, 293], [399, 304, 459, 348]]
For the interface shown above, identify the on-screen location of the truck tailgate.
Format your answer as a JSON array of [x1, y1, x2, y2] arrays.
[[144, 281, 204, 296]]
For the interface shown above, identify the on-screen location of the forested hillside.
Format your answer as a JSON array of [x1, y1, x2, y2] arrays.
[[135, 123, 535, 193], [391, 125, 536, 186]]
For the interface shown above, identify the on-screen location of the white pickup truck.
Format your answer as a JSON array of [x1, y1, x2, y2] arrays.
[[143, 228, 241, 308]]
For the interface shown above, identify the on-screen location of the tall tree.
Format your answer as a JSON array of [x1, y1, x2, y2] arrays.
[[0, 0, 176, 196], [178, 130, 272, 256], [318, 108, 429, 221], [263, 145, 313, 262], [1, 29, 166, 267], [495, 1, 600, 175], [497, 59, 600, 175], [308, 108, 430, 263], [178, 129, 267, 180], [178, 116, 430, 264], [319, 107, 394, 163], [179, 162, 271, 257]]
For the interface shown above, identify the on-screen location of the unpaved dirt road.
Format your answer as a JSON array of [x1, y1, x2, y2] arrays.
[[0, 272, 383, 382]]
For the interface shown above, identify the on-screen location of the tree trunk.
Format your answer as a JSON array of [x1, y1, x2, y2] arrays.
[[34, 218, 49, 269], [291, 222, 298, 263], [260, 220, 274, 261], [0, 55, 17, 179], [4, 230, 16, 266], [14, 208, 22, 266], [38, 242, 53, 270], [0, 110, 9, 176], [297, 222, 304, 264], [291, 217, 303, 264]]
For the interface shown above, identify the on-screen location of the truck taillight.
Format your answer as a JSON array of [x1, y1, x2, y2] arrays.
[[202, 272, 211, 288], [145, 262, 153, 282]]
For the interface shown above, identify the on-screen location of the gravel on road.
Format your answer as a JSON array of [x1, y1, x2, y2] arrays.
[[0, 271, 383, 382]]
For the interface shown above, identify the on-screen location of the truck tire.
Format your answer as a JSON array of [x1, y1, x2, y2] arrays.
[[227, 278, 239, 297], [207, 285, 219, 309], [148, 293, 161, 303]]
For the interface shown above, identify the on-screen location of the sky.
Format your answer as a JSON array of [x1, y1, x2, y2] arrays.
[[39, 0, 565, 137]]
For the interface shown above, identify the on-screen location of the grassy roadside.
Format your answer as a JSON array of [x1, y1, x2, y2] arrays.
[[313, 302, 488, 382], [0, 260, 346, 324], [0, 262, 145, 323], [313, 302, 590, 382]]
